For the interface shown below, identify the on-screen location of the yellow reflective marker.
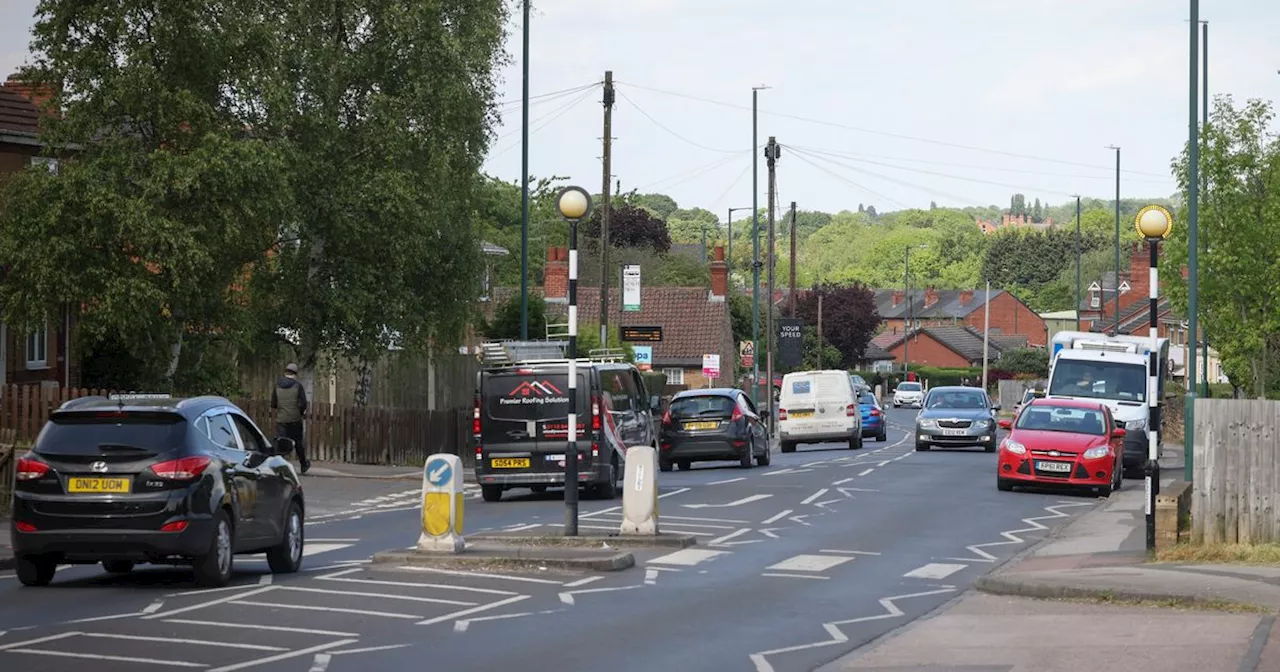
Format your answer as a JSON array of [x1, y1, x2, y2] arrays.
[[417, 454, 465, 553]]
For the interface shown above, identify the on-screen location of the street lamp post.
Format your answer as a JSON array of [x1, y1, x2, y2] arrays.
[[1107, 146, 1121, 334], [1074, 195, 1082, 330], [1186, 0, 1201, 483], [1136, 205, 1173, 553], [518, 0, 532, 340], [751, 85, 769, 407], [554, 185, 593, 536], [728, 206, 751, 275]]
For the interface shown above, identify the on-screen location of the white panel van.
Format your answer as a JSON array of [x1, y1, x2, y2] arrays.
[[778, 370, 862, 453]]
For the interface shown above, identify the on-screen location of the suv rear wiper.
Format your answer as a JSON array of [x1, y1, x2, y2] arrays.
[[97, 444, 154, 452]]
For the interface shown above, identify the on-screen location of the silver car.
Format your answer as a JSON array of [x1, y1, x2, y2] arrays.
[[914, 386, 1000, 452]]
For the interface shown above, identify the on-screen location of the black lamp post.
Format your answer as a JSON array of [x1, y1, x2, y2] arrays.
[[555, 185, 593, 536], [1135, 205, 1173, 552]]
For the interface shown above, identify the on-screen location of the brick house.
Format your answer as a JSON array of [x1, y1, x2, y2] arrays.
[[873, 287, 1047, 347], [975, 213, 1055, 235], [874, 325, 1028, 369], [487, 245, 736, 390], [0, 74, 79, 389]]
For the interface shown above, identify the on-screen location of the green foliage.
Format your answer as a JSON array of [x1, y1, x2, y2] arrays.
[[640, 371, 668, 397], [484, 294, 547, 340], [574, 320, 635, 361], [800, 326, 843, 371], [993, 348, 1050, 377]]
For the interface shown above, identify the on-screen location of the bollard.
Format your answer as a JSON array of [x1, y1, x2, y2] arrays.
[[620, 446, 659, 535], [417, 454, 465, 553]]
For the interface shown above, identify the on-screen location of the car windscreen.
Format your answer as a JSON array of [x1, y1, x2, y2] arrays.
[[925, 390, 988, 409], [858, 392, 877, 405], [1048, 360, 1146, 403], [483, 372, 590, 422], [36, 411, 188, 456], [850, 375, 866, 385], [1016, 406, 1108, 435], [669, 395, 736, 419], [898, 383, 922, 392]]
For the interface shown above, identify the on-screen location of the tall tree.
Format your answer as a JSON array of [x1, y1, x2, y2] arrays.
[[793, 282, 880, 367], [1010, 193, 1027, 217], [584, 203, 671, 253], [1032, 197, 1043, 222]]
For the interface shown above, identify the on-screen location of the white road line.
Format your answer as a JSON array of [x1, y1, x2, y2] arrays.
[[396, 566, 565, 585], [707, 528, 753, 545], [903, 563, 968, 580], [417, 594, 531, 626], [877, 460, 891, 467], [893, 453, 911, 461], [788, 515, 811, 527], [820, 549, 881, 556], [658, 487, 692, 499], [313, 567, 364, 580], [206, 639, 358, 672], [766, 554, 853, 572], [579, 506, 623, 519], [830, 477, 855, 485], [81, 632, 287, 651], [813, 499, 844, 509], [276, 585, 477, 606], [761, 573, 829, 580], [660, 515, 751, 524], [646, 548, 729, 566], [544, 522, 713, 536], [761, 509, 793, 525], [645, 569, 659, 585], [143, 585, 277, 620], [559, 585, 642, 605], [586, 516, 736, 530], [63, 612, 145, 624], [760, 528, 782, 539], [308, 538, 360, 543], [504, 523, 542, 532], [142, 599, 164, 614], [800, 489, 829, 505], [5, 648, 206, 667], [706, 477, 746, 485], [303, 543, 352, 557], [837, 487, 879, 495], [308, 653, 333, 672], [454, 611, 536, 632], [858, 468, 874, 476], [318, 575, 518, 596], [682, 494, 773, 509], [331, 644, 411, 656], [0, 632, 80, 652], [258, 575, 273, 586], [563, 576, 604, 588], [945, 500, 1096, 563], [231, 600, 421, 619], [161, 619, 357, 637]]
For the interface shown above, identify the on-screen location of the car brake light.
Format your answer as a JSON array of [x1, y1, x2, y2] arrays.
[[778, 408, 787, 420], [591, 442, 599, 458], [151, 456, 212, 480], [160, 520, 189, 532], [16, 456, 49, 481], [870, 408, 881, 417], [661, 408, 672, 425], [846, 404, 856, 417], [732, 406, 743, 422], [592, 396, 601, 431], [472, 396, 482, 435], [15, 521, 37, 532]]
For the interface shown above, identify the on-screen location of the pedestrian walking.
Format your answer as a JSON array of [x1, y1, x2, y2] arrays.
[[271, 363, 311, 474]]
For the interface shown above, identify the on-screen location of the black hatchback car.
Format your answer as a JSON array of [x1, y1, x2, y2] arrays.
[[10, 394, 305, 588], [659, 388, 771, 471]]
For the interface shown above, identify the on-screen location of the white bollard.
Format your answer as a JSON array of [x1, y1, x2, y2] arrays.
[[620, 446, 659, 535], [417, 454, 465, 553]]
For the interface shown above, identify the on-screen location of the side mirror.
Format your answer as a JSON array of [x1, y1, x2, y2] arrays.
[[992, 404, 1002, 412], [650, 395, 661, 411], [998, 419, 1012, 430], [274, 437, 296, 456], [1112, 428, 1127, 439]]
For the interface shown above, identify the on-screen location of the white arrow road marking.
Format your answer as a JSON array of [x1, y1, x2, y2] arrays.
[[788, 515, 811, 527], [682, 494, 773, 509], [559, 585, 643, 605], [813, 499, 844, 510], [760, 509, 793, 525], [760, 528, 783, 539], [748, 587, 956, 672], [454, 609, 564, 632], [800, 489, 829, 505], [944, 500, 1095, 563], [837, 487, 879, 496]]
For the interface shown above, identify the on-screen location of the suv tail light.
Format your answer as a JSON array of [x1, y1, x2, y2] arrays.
[[778, 408, 788, 421], [661, 408, 672, 426], [151, 456, 212, 480], [592, 396, 601, 432], [731, 406, 743, 422], [15, 456, 49, 481], [472, 395, 481, 436]]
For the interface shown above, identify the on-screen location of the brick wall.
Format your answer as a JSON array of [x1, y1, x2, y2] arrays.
[[885, 333, 971, 368], [961, 292, 1047, 346]]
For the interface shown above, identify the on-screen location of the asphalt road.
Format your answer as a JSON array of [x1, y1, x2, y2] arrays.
[[0, 408, 1105, 672]]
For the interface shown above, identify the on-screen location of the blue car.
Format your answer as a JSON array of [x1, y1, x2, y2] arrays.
[[858, 390, 888, 442]]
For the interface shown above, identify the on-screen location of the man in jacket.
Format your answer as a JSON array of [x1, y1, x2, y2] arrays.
[[271, 363, 310, 474]]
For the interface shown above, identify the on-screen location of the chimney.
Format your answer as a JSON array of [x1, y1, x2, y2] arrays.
[[959, 289, 974, 306], [892, 290, 904, 306], [709, 245, 728, 300], [4, 72, 55, 115], [543, 246, 568, 300], [924, 286, 940, 309], [1127, 242, 1151, 303]]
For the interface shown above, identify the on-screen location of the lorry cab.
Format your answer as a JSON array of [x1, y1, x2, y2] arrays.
[[1046, 331, 1168, 476]]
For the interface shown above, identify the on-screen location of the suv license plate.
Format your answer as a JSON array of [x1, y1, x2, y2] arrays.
[[68, 477, 131, 494], [942, 428, 967, 436], [491, 458, 530, 468], [1036, 461, 1072, 473]]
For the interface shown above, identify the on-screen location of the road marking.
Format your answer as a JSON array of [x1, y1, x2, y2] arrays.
[[563, 576, 603, 588], [63, 612, 145, 624], [4, 648, 206, 667], [647, 548, 729, 566], [231, 600, 422, 619], [788, 515, 811, 527], [143, 585, 277, 620], [707, 527, 753, 545], [579, 506, 623, 519], [800, 489, 829, 505], [877, 460, 891, 467], [760, 528, 782, 539], [903, 563, 967, 580], [504, 523, 542, 532], [559, 584, 642, 605], [760, 509, 793, 525], [706, 477, 746, 485], [81, 632, 288, 651], [206, 639, 358, 672], [682, 494, 773, 509], [820, 549, 881, 556], [766, 554, 853, 573], [318, 575, 519, 596], [303, 543, 352, 557], [258, 574, 273, 585], [308, 538, 360, 543], [761, 573, 829, 580], [858, 468, 874, 476], [748, 587, 956, 671], [802, 461, 829, 467], [142, 599, 164, 614], [837, 487, 879, 495], [397, 566, 565, 584], [308, 653, 333, 672], [277, 585, 476, 606], [813, 499, 844, 509], [944, 500, 1096, 563], [162, 619, 358, 637], [645, 569, 659, 585], [662, 515, 751, 524], [544, 522, 713, 536], [331, 644, 412, 656], [893, 453, 911, 461], [454, 610, 552, 632], [830, 477, 855, 485], [585, 516, 736, 530], [0, 632, 80, 652], [658, 487, 692, 499], [417, 595, 532, 626]]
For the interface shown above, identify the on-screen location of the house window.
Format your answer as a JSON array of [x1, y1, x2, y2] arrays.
[[30, 157, 58, 174], [1089, 293, 1100, 308], [662, 368, 684, 385], [26, 325, 48, 367]]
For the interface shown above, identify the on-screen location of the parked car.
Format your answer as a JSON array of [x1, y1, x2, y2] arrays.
[[892, 381, 924, 408], [915, 385, 1000, 452], [777, 370, 863, 453], [857, 390, 888, 442], [659, 388, 770, 471], [474, 358, 658, 502], [10, 394, 305, 588], [997, 398, 1125, 496]]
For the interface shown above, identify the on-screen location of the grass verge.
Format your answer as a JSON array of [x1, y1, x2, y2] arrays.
[[1048, 593, 1271, 614], [1153, 543, 1280, 565]]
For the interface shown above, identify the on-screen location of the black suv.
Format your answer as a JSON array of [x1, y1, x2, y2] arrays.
[[10, 394, 305, 587], [474, 359, 659, 502]]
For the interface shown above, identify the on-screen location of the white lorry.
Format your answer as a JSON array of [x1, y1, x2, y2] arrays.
[[1045, 331, 1169, 476]]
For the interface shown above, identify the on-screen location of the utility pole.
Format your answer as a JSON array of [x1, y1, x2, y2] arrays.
[[764, 136, 780, 434], [817, 294, 824, 369], [1075, 196, 1082, 331], [750, 85, 768, 408], [1109, 145, 1122, 335], [788, 201, 797, 318], [1185, 0, 1201, 482], [903, 248, 911, 377], [1201, 19, 1210, 398], [982, 279, 991, 390], [518, 0, 531, 340], [598, 71, 614, 348]]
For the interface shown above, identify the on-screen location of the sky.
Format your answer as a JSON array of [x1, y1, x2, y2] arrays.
[[3, 0, 1279, 217]]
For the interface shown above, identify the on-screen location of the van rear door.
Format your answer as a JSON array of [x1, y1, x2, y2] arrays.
[[481, 370, 592, 475]]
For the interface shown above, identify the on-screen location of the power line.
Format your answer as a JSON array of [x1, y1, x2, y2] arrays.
[[634, 151, 749, 192], [494, 82, 601, 109], [708, 159, 753, 210], [789, 146, 984, 207], [493, 85, 599, 141], [616, 80, 1170, 178], [616, 89, 747, 154], [786, 151, 912, 210], [489, 88, 597, 158]]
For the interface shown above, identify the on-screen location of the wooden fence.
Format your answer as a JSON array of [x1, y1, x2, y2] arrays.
[[0, 384, 470, 469], [1191, 398, 1280, 544], [0, 431, 15, 518]]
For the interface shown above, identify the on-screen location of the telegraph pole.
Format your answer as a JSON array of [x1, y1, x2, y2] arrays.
[[765, 137, 780, 433], [1185, 0, 1201, 482], [788, 201, 798, 318], [598, 71, 615, 347], [1075, 195, 1083, 331], [1200, 19, 1210, 398], [518, 0, 531, 340], [750, 85, 768, 408], [1108, 145, 1122, 334]]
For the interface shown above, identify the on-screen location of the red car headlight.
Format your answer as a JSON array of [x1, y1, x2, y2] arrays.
[[1001, 439, 1026, 455]]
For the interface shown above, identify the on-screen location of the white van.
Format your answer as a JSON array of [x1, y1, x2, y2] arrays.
[[778, 370, 862, 453]]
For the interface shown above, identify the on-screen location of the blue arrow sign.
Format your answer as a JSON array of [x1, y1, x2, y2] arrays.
[[426, 460, 453, 488]]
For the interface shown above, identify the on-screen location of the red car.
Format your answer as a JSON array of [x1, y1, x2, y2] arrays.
[[996, 398, 1127, 496]]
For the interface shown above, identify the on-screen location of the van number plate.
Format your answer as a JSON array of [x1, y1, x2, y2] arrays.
[[491, 458, 530, 468]]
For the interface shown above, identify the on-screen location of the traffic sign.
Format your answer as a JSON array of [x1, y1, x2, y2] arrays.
[[703, 354, 721, 379], [427, 461, 453, 488], [418, 454, 464, 553]]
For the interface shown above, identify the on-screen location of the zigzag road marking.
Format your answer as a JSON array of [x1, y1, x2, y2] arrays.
[[944, 500, 1095, 563], [748, 587, 957, 672]]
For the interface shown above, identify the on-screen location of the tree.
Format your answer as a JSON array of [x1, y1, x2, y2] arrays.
[[484, 294, 547, 340], [993, 348, 1049, 377], [667, 207, 720, 245], [930, 201, 938, 210], [865, 205, 878, 218], [1032, 198, 1043, 222], [629, 193, 679, 220], [793, 282, 880, 367], [584, 203, 671, 253], [1010, 193, 1027, 217], [800, 326, 842, 371]]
